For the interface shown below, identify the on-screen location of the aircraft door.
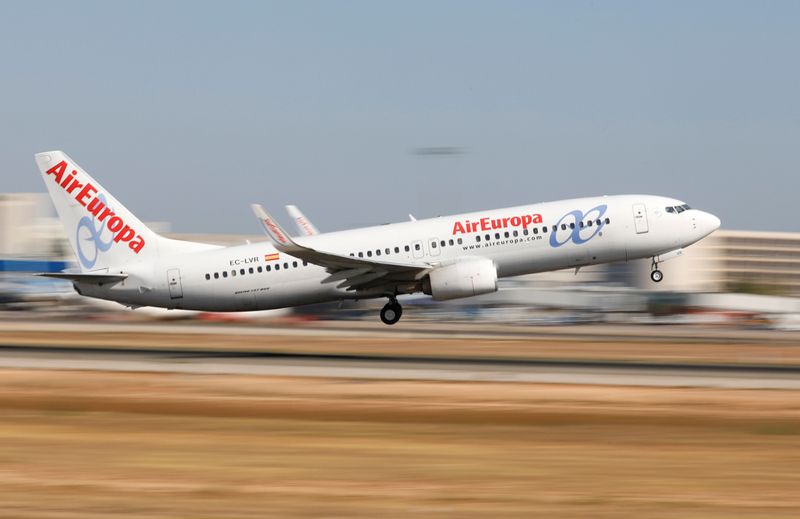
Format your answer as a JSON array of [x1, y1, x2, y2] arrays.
[[412, 240, 424, 259], [167, 268, 183, 299], [429, 238, 441, 256], [632, 204, 649, 234]]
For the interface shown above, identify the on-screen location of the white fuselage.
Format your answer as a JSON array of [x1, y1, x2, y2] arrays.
[[76, 194, 720, 311]]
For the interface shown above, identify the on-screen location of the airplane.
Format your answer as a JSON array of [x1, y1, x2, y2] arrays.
[[34, 150, 720, 325]]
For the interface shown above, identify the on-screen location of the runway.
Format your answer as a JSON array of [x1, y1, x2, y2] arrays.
[[1, 345, 799, 389]]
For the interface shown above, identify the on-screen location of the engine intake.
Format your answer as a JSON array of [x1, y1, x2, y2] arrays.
[[423, 257, 498, 301]]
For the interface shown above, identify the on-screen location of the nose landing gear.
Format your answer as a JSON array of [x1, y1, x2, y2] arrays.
[[380, 297, 403, 325], [650, 258, 663, 283]]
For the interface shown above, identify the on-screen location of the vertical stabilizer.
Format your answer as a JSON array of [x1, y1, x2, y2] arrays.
[[35, 151, 162, 272]]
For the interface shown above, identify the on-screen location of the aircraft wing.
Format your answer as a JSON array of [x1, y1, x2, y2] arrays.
[[285, 204, 320, 236], [251, 204, 430, 291]]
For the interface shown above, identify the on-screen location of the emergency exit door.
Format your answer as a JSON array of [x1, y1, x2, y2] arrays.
[[632, 204, 649, 234], [167, 268, 183, 299]]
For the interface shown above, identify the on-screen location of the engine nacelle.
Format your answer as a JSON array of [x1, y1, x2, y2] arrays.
[[423, 257, 498, 301]]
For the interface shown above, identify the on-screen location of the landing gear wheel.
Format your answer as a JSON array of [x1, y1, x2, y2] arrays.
[[650, 269, 663, 283], [380, 300, 402, 325]]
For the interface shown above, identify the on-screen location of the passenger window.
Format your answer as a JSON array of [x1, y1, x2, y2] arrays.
[[495, 233, 500, 239], [266, 265, 271, 272], [395, 247, 400, 253], [605, 217, 611, 224], [240, 269, 245, 275], [533, 227, 538, 234], [257, 266, 263, 273], [569, 223, 575, 229], [231, 270, 236, 277], [457, 238, 462, 244], [596, 219, 602, 226], [542, 226, 548, 233], [476, 236, 481, 242], [367, 251, 372, 257], [376, 249, 381, 256], [504, 231, 510, 238], [214, 272, 219, 279], [405, 245, 411, 252], [523, 229, 529, 236], [293, 261, 298, 268], [275, 264, 280, 271], [485, 234, 490, 241], [205, 273, 210, 280], [579, 221, 584, 228], [431, 242, 437, 249], [248, 267, 254, 274], [448, 239, 454, 246], [587, 220, 592, 227], [223, 271, 228, 278], [350, 253, 355, 256], [303, 260, 308, 266], [385, 248, 391, 254], [440, 240, 446, 247], [414, 244, 421, 251], [553, 225, 558, 232], [283, 262, 289, 269], [358, 252, 364, 258], [561, 224, 567, 231]]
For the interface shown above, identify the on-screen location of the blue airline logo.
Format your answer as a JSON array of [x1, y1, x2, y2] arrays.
[[549, 204, 608, 248]]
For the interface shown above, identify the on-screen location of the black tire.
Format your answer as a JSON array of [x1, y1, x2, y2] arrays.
[[380, 302, 402, 325], [650, 269, 664, 283]]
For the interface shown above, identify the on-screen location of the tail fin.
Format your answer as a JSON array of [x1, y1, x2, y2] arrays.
[[34, 151, 213, 272]]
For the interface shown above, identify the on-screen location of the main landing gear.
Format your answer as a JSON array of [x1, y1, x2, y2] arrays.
[[380, 297, 403, 325], [650, 258, 664, 283]]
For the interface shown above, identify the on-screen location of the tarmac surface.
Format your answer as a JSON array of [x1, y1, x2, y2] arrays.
[[1, 344, 799, 389]]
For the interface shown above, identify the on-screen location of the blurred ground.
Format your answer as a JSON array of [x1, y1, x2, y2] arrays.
[[0, 320, 799, 518], [0, 370, 799, 518]]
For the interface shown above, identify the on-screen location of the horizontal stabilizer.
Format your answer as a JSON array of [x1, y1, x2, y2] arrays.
[[35, 272, 128, 283]]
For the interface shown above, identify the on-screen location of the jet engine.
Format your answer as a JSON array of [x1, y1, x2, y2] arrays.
[[422, 257, 498, 301]]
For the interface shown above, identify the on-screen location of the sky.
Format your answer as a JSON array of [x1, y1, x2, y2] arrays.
[[1, 1, 798, 233]]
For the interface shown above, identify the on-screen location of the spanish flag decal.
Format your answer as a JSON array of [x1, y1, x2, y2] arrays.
[[264, 252, 280, 261]]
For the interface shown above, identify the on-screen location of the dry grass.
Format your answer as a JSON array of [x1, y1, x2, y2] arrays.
[[0, 369, 798, 518]]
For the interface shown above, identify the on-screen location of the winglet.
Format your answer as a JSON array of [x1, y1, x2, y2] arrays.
[[286, 204, 320, 236], [251, 204, 300, 251]]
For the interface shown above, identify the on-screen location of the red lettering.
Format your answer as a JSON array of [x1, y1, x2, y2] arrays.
[[452, 221, 465, 234], [510, 216, 521, 227], [60, 170, 76, 188], [522, 215, 532, 228], [46, 161, 67, 183], [480, 217, 490, 231], [66, 178, 83, 194], [502, 217, 510, 227], [533, 214, 543, 224], [98, 206, 115, 222], [87, 197, 104, 216], [129, 236, 145, 253], [491, 219, 502, 229], [114, 225, 135, 243], [107, 216, 123, 233], [75, 184, 97, 206]]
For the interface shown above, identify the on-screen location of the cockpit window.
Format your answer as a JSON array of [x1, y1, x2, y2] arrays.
[[665, 206, 675, 213], [681, 204, 691, 210]]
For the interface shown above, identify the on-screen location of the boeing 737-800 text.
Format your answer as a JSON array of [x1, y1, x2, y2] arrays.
[[35, 151, 720, 324]]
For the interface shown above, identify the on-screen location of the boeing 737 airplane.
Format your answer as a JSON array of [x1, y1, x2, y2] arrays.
[[35, 151, 720, 324]]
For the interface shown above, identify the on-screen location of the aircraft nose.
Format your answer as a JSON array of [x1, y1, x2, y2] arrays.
[[697, 211, 721, 236]]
